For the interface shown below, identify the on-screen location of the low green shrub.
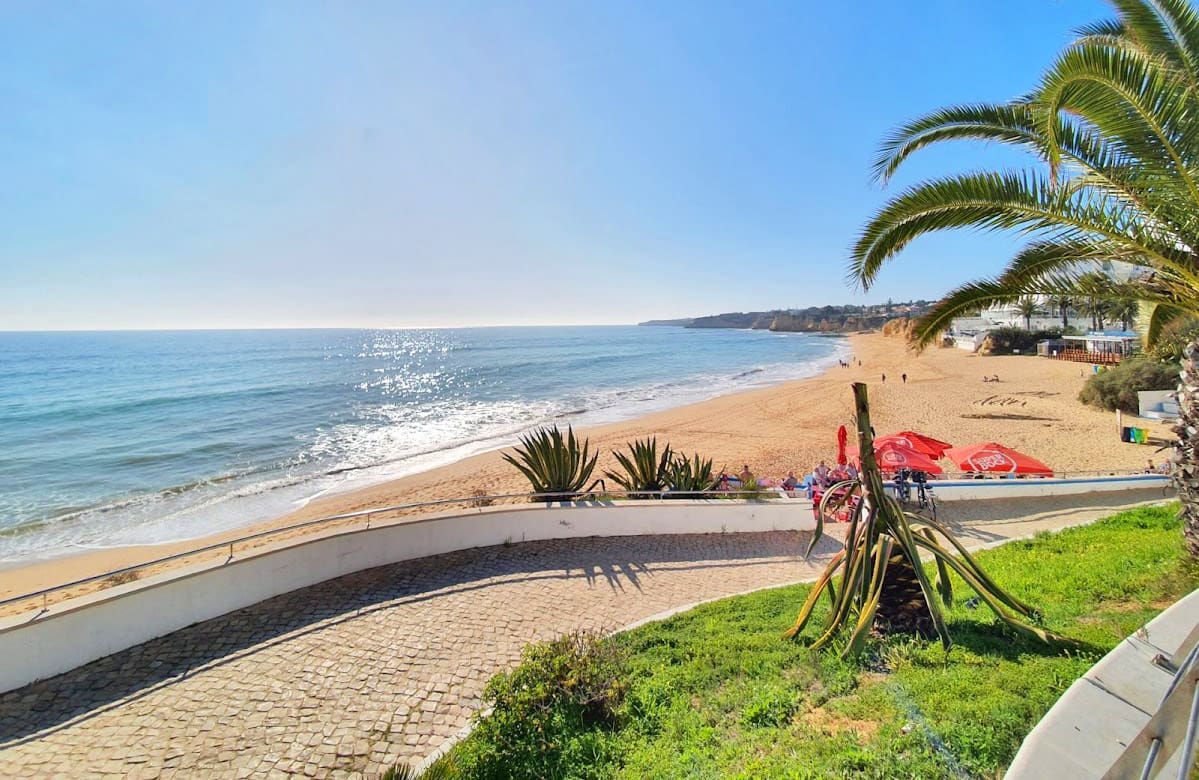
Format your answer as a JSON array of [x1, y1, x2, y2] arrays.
[[982, 327, 1061, 355], [1078, 356, 1179, 413], [741, 684, 798, 728], [454, 630, 628, 779]]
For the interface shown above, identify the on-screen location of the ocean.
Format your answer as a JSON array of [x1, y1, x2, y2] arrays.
[[0, 326, 848, 562]]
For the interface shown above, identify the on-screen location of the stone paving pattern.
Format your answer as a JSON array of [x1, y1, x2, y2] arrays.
[[0, 491, 1162, 778], [0, 531, 831, 779]]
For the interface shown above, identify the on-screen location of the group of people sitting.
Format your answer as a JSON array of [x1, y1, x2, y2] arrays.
[[780, 459, 859, 496], [713, 460, 859, 495]]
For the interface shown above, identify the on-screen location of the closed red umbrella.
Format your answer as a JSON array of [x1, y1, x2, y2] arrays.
[[836, 425, 848, 466], [847, 441, 944, 474], [878, 431, 954, 459], [943, 442, 1053, 476]]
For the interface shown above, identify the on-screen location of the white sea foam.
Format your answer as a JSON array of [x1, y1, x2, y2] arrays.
[[0, 329, 850, 564]]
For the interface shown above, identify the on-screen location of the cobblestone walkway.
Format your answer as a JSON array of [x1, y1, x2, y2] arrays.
[[0, 491, 1163, 779]]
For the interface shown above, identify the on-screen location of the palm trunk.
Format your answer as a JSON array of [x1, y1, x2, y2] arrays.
[[853, 384, 935, 638], [874, 548, 934, 637], [1174, 342, 1199, 559], [1061, 305, 1068, 330]]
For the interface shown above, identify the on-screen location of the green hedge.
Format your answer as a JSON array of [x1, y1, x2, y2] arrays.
[[1078, 357, 1179, 413], [982, 327, 1062, 355]]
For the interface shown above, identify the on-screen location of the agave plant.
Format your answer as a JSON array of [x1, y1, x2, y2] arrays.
[[664, 452, 716, 498], [605, 437, 672, 498], [786, 383, 1078, 657], [502, 425, 598, 503]]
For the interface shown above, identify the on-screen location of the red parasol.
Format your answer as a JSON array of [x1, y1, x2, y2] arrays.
[[877, 431, 954, 459], [836, 425, 848, 466], [943, 442, 1053, 476], [847, 441, 944, 474]]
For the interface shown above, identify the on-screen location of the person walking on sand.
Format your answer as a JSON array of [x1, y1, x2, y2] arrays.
[[881, 373, 886, 384], [901, 373, 907, 384]]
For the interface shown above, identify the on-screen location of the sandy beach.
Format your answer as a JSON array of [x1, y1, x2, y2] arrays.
[[0, 331, 1172, 612]]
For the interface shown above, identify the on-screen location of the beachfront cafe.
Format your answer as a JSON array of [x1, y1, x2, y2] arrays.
[[1037, 331, 1140, 364]]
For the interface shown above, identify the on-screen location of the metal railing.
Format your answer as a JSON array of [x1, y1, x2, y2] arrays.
[[0, 469, 1167, 619], [0, 487, 786, 616], [1103, 621, 1199, 779]]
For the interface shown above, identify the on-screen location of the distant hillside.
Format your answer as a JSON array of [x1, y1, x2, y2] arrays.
[[639, 301, 932, 334], [639, 318, 695, 327], [687, 312, 779, 329]]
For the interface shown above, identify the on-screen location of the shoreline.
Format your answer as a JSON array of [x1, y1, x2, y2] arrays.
[[0, 331, 1170, 609], [0, 330, 852, 567]]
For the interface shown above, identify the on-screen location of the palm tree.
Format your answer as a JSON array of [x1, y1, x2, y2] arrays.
[[1110, 285, 1140, 331], [1047, 293, 1074, 330], [850, 0, 1199, 557], [1077, 272, 1113, 330], [1013, 296, 1043, 330]]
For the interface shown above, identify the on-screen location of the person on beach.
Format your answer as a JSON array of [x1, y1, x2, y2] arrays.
[[782, 471, 799, 490], [881, 374, 886, 384], [717, 471, 731, 491], [845, 462, 859, 480], [814, 460, 830, 485], [901, 373, 907, 384], [739, 464, 754, 487]]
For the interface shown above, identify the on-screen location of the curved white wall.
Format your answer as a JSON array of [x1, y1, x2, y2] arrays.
[[0, 500, 814, 694], [928, 474, 1168, 501], [0, 475, 1168, 694]]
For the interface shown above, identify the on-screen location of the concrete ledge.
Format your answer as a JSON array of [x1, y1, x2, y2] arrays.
[[1005, 588, 1199, 779], [0, 476, 1169, 695], [0, 499, 812, 694], [929, 474, 1169, 501]]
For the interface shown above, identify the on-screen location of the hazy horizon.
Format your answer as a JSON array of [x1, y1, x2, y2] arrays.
[[1, 1, 1109, 330]]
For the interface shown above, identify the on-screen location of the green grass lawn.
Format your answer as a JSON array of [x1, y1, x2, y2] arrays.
[[443, 504, 1196, 780]]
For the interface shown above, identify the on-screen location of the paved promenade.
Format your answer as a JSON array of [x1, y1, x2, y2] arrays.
[[0, 491, 1163, 779]]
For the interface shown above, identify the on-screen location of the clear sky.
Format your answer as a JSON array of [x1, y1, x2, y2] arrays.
[[0, 0, 1111, 330]]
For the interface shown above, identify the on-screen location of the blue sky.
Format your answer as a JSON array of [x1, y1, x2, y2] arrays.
[[0, 0, 1111, 329]]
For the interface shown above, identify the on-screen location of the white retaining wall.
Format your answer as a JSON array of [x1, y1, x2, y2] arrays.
[[1005, 589, 1199, 779], [0, 475, 1170, 694], [928, 474, 1168, 501], [0, 500, 812, 694]]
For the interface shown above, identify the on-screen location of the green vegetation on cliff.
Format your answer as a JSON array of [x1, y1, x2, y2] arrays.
[[639, 301, 932, 333]]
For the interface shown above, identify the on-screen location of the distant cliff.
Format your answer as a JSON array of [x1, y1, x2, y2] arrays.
[[638, 301, 931, 333], [767, 313, 894, 333], [687, 312, 779, 329], [639, 318, 695, 327]]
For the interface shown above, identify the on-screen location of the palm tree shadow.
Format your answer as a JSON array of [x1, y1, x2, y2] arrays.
[[922, 617, 1105, 662]]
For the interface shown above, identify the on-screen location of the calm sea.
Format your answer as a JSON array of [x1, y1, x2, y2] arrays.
[[0, 326, 847, 561]]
